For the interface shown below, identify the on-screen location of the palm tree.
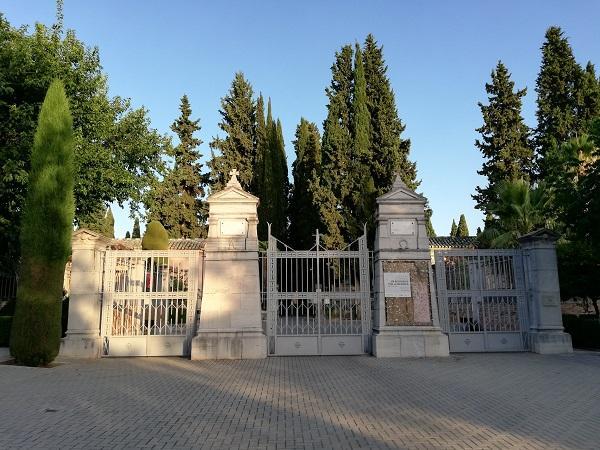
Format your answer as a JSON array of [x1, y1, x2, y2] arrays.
[[479, 179, 552, 248]]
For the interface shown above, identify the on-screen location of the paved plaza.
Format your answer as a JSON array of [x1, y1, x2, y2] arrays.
[[0, 352, 599, 449]]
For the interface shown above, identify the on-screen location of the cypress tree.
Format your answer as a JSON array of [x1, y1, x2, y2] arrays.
[[132, 217, 141, 238], [289, 118, 322, 248], [473, 61, 534, 213], [79, 205, 111, 236], [363, 34, 417, 191], [319, 45, 354, 248], [125, 231, 131, 239], [347, 43, 375, 240], [318, 36, 419, 247], [425, 207, 436, 237], [104, 206, 115, 238], [254, 94, 271, 240], [575, 62, 600, 133], [457, 214, 470, 237], [208, 72, 256, 192], [147, 95, 207, 238], [11, 80, 74, 366], [352, 44, 371, 162], [450, 220, 458, 237], [271, 118, 289, 239], [535, 27, 582, 177], [253, 97, 289, 240]]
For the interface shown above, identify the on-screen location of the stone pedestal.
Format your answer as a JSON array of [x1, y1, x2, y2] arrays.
[[519, 230, 573, 354], [372, 176, 449, 358], [191, 170, 267, 359], [60, 229, 109, 358]]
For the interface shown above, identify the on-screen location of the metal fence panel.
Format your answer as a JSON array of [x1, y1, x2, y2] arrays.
[[434, 249, 529, 352], [263, 227, 371, 356], [101, 250, 201, 357]]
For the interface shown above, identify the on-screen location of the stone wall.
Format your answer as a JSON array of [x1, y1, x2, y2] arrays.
[[383, 260, 432, 326]]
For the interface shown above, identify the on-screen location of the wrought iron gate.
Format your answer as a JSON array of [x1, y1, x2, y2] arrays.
[[434, 249, 529, 352], [101, 250, 201, 357], [265, 228, 371, 356]]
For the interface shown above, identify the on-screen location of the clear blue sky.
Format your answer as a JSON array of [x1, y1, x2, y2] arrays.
[[4, 1, 600, 239]]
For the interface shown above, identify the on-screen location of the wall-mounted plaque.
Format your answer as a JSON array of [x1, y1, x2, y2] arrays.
[[220, 219, 247, 237], [390, 219, 415, 236], [384, 272, 411, 298]]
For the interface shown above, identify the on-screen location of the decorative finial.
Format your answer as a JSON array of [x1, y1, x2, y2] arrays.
[[227, 168, 241, 188], [392, 173, 407, 190]]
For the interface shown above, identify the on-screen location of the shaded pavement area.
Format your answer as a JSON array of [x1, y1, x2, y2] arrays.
[[0, 352, 599, 449]]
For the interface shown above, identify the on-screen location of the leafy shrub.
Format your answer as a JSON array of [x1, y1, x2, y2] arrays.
[[142, 221, 169, 250], [562, 315, 600, 349]]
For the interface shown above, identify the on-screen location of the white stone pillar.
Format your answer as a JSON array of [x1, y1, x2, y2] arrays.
[[60, 229, 109, 358], [519, 230, 573, 354], [372, 176, 449, 358], [191, 170, 267, 359]]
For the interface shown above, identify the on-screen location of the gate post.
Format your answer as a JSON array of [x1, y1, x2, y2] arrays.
[[519, 229, 573, 354], [372, 175, 449, 357], [191, 170, 267, 359], [60, 229, 109, 358]]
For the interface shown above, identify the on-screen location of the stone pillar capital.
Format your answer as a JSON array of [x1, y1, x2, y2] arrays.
[[71, 228, 111, 251]]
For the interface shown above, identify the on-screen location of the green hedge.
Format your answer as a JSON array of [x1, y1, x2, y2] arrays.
[[562, 315, 600, 350], [0, 297, 69, 348], [0, 316, 12, 347]]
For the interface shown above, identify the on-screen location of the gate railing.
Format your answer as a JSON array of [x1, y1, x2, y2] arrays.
[[101, 250, 202, 355], [0, 273, 17, 302], [434, 249, 529, 351], [265, 226, 371, 355]]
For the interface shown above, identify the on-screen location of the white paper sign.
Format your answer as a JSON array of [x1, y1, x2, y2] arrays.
[[220, 219, 247, 237], [390, 219, 415, 236], [384, 272, 411, 297]]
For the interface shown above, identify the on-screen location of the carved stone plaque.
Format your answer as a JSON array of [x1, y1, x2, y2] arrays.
[[384, 272, 411, 298], [220, 219, 247, 237], [390, 219, 415, 236]]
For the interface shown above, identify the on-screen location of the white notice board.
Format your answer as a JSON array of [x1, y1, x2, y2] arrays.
[[384, 272, 411, 297]]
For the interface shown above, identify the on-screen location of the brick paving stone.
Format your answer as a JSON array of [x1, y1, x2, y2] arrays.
[[0, 352, 599, 449]]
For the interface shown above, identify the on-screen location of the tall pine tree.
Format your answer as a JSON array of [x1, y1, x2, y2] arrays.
[[319, 45, 354, 248], [147, 95, 207, 238], [208, 72, 256, 192], [289, 118, 322, 248], [363, 34, 417, 191], [535, 27, 583, 177], [474, 61, 534, 213]]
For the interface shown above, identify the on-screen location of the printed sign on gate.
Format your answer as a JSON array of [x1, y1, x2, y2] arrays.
[[384, 272, 411, 297]]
